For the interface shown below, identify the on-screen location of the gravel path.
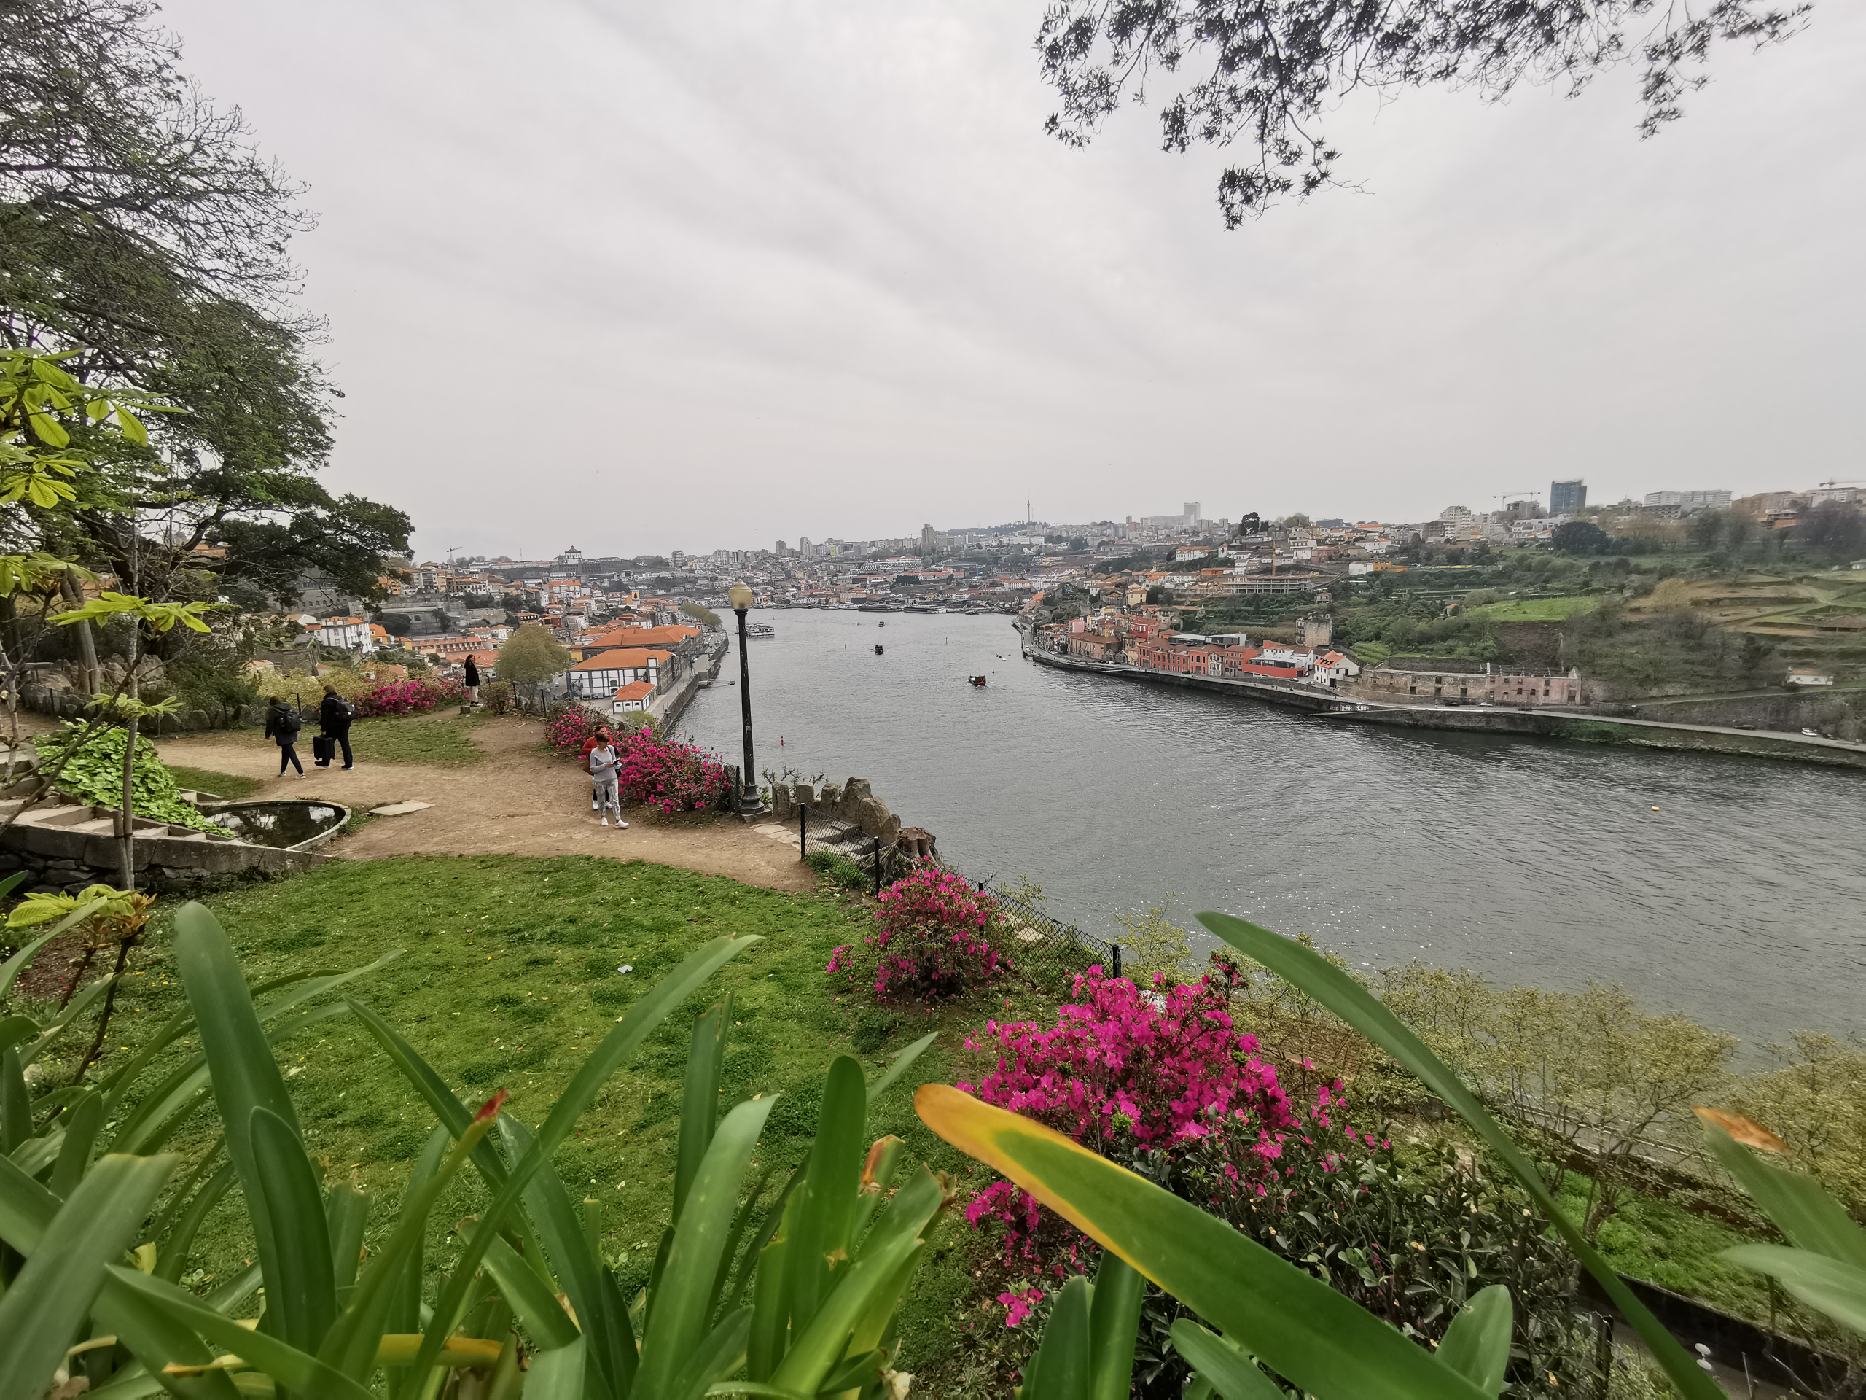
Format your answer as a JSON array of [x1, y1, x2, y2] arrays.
[[155, 715, 813, 892]]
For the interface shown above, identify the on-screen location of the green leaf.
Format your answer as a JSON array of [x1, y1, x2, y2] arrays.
[[637, 1096, 778, 1395], [481, 1231, 580, 1350], [1700, 1121, 1866, 1271], [917, 1084, 1489, 1400], [28, 409, 69, 446], [1, 898, 114, 996], [1021, 1274, 1093, 1398], [782, 1056, 866, 1328], [0, 1154, 176, 1400], [116, 405, 149, 446], [1721, 1244, 1866, 1335], [1436, 1285, 1512, 1396], [1196, 911, 1727, 1400], [667, 1308, 753, 1400], [676, 995, 732, 1222], [866, 1031, 938, 1106], [410, 934, 757, 1380], [248, 1106, 339, 1356], [156, 1159, 237, 1283], [327, 1184, 370, 1297], [1169, 1321, 1284, 1400], [104, 1264, 374, 1400], [48, 1089, 104, 1199], [1087, 1251, 1144, 1400], [0, 1047, 27, 1154], [525, 1339, 587, 1400]]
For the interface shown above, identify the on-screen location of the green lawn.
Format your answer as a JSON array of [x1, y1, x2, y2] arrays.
[[91, 855, 1020, 1390], [165, 764, 265, 801], [221, 710, 487, 766], [1466, 594, 1603, 622]]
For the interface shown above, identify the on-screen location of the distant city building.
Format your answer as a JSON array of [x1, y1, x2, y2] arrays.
[[1809, 484, 1863, 506], [1183, 501, 1202, 525], [1644, 489, 1732, 513], [1550, 479, 1587, 514], [920, 523, 938, 554], [798, 536, 812, 559]]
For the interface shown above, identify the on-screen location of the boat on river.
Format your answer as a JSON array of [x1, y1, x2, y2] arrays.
[[745, 622, 775, 638]]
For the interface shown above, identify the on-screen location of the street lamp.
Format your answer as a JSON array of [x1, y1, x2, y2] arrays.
[[728, 583, 760, 811]]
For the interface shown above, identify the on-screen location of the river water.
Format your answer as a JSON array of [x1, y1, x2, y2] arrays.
[[683, 609, 1865, 1047]]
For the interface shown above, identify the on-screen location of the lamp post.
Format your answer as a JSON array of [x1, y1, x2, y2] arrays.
[[728, 583, 760, 811]]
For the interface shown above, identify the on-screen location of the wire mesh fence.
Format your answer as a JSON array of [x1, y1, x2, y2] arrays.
[[976, 878, 1122, 993]]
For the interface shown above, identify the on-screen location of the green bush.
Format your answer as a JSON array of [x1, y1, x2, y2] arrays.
[[807, 845, 870, 891], [166, 651, 260, 724], [35, 721, 224, 832]]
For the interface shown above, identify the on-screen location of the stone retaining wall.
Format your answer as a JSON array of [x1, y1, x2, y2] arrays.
[[0, 798, 327, 893]]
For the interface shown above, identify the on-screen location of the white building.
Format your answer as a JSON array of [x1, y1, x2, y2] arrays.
[[1645, 489, 1732, 513], [306, 616, 375, 652]]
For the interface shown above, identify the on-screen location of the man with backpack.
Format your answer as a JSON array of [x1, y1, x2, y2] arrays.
[[317, 685, 356, 770], [265, 696, 304, 776]]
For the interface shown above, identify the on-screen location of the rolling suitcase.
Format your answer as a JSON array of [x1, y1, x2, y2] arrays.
[[312, 734, 335, 766]]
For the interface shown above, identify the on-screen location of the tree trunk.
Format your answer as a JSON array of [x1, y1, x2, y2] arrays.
[[118, 654, 138, 891], [60, 570, 101, 697]]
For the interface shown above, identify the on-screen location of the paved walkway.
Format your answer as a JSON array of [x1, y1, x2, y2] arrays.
[[155, 716, 814, 893]]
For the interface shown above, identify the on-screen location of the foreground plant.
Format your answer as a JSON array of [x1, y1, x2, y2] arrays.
[[0, 895, 946, 1398], [919, 911, 1866, 1398]]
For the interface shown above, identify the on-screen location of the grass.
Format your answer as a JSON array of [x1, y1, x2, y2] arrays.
[[87, 854, 1028, 1391], [1466, 594, 1603, 622], [225, 710, 488, 767], [165, 764, 265, 801]]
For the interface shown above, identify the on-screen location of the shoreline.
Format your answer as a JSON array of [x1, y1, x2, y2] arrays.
[[1020, 627, 1866, 771]]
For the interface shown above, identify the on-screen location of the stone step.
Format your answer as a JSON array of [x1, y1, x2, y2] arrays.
[[23, 804, 96, 827], [70, 817, 119, 835]]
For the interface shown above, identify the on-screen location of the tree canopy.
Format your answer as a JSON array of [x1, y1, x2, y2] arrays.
[[1550, 520, 1611, 555], [1036, 0, 1810, 225], [497, 623, 571, 692], [1, 0, 410, 607]]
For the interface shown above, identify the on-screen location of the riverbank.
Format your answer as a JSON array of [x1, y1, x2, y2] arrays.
[[1021, 630, 1866, 770]]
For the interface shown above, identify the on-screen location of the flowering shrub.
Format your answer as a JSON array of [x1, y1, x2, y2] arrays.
[[546, 704, 604, 756], [613, 726, 732, 817], [352, 676, 464, 718], [828, 863, 1007, 1003]]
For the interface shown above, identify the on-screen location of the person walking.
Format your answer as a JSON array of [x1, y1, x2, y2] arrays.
[[317, 685, 355, 770], [580, 725, 611, 811], [265, 696, 304, 777], [587, 731, 628, 829], [463, 655, 481, 706]]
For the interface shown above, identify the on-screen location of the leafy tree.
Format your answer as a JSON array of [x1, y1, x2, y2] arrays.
[[496, 622, 570, 703], [1036, 0, 1808, 225], [1550, 520, 1610, 555], [1796, 502, 1866, 561], [1, 0, 411, 606]]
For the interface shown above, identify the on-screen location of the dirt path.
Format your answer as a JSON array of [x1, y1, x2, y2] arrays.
[[155, 716, 814, 893]]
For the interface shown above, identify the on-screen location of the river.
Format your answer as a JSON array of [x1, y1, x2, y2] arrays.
[[682, 608, 1865, 1047]]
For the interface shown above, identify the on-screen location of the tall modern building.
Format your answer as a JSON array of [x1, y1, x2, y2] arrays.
[[920, 523, 938, 554], [1549, 479, 1587, 515], [1183, 501, 1203, 525]]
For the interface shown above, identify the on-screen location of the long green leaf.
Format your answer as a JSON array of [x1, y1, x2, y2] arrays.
[[1169, 1321, 1283, 1400], [1021, 1274, 1093, 1398], [49, 1088, 104, 1199], [388, 1127, 450, 1400], [0, 1153, 176, 1400], [481, 1232, 580, 1349], [247, 1105, 338, 1358], [327, 1185, 370, 1298], [0, 1014, 38, 1057], [410, 935, 758, 1381], [782, 1056, 865, 1329], [525, 1339, 587, 1400], [1436, 1285, 1512, 1396], [637, 1096, 778, 1394], [1197, 911, 1726, 1400], [1700, 1121, 1866, 1270], [0, 1046, 27, 1153], [22, 972, 111, 1065], [104, 1264, 375, 1400], [676, 996, 732, 1223], [668, 1308, 753, 1400], [156, 1160, 238, 1283], [865, 1031, 938, 1107], [917, 1084, 1489, 1400], [1087, 1251, 1144, 1400], [0, 1152, 238, 1397], [1721, 1244, 1866, 1334]]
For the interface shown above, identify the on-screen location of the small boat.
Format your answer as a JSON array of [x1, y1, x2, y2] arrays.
[[745, 622, 775, 638], [874, 644, 884, 655], [968, 675, 987, 687], [877, 620, 885, 628]]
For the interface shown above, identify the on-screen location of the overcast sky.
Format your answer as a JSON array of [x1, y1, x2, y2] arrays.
[[160, 0, 1864, 561]]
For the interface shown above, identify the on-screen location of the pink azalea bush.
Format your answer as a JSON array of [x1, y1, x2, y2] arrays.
[[959, 967, 1359, 1322], [351, 676, 465, 718], [613, 726, 732, 816], [545, 704, 603, 756], [827, 862, 1007, 1002]]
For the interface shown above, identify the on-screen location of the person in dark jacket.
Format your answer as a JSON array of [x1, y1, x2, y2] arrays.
[[264, 697, 304, 776], [318, 685, 355, 770], [463, 655, 481, 706]]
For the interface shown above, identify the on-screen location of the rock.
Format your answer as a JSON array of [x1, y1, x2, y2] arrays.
[[771, 785, 793, 820], [368, 801, 433, 817], [818, 783, 842, 809], [878, 813, 901, 843]]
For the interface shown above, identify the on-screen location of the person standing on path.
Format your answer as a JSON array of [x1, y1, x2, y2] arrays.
[[264, 696, 304, 777], [317, 685, 355, 770], [587, 733, 628, 829], [463, 655, 480, 706]]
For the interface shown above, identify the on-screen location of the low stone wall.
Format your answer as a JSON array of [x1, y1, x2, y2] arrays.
[[0, 798, 327, 893], [16, 682, 263, 734]]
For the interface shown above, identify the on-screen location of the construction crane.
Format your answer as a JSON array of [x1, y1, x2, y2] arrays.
[[1494, 491, 1539, 507]]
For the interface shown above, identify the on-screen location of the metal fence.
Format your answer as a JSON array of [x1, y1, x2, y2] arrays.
[[977, 879, 1123, 992]]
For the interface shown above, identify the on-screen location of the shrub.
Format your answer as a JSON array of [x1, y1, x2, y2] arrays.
[[479, 678, 515, 715], [251, 664, 371, 704], [829, 863, 1007, 1002], [614, 725, 732, 816], [351, 675, 464, 717], [545, 703, 604, 756], [35, 721, 224, 833], [166, 651, 259, 723], [807, 846, 869, 891]]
